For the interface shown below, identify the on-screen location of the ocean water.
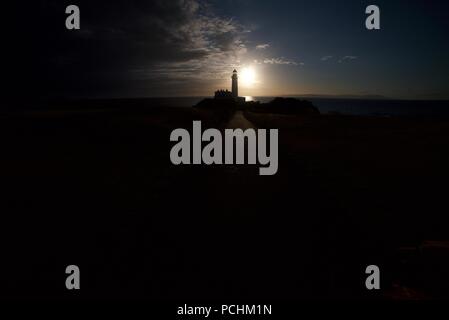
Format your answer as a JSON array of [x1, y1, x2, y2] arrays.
[[162, 96, 449, 117], [7, 96, 449, 118], [305, 98, 449, 117]]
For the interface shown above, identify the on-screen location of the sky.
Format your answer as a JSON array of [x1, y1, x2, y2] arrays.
[[6, 0, 449, 99]]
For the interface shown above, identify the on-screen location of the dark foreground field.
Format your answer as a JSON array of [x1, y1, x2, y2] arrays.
[[1, 100, 448, 299]]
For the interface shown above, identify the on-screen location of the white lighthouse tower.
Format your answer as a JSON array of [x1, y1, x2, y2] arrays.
[[232, 69, 238, 99]]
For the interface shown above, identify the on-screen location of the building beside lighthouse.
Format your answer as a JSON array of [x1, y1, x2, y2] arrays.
[[214, 70, 246, 103]]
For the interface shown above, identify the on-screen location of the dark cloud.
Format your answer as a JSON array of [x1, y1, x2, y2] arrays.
[[338, 56, 358, 63], [7, 0, 249, 98]]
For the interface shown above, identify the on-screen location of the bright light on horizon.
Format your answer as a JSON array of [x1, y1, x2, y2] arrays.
[[240, 67, 257, 88]]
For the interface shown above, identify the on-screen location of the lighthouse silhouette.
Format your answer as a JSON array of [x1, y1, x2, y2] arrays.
[[232, 69, 238, 99], [212, 70, 245, 103]]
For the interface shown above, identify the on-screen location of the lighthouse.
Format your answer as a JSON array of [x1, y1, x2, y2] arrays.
[[232, 69, 238, 98], [213, 70, 245, 103]]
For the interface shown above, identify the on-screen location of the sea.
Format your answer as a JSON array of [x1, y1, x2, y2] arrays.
[[6, 96, 449, 118], [152, 96, 449, 118]]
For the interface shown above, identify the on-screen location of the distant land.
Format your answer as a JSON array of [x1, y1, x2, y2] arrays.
[[291, 94, 389, 100]]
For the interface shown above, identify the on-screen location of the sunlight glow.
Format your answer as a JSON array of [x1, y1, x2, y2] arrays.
[[240, 67, 257, 87]]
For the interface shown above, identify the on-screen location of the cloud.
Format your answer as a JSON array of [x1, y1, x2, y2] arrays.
[[338, 56, 358, 63], [146, 4, 250, 82], [19, 0, 254, 97], [262, 58, 302, 66], [256, 44, 270, 50], [321, 55, 333, 61]]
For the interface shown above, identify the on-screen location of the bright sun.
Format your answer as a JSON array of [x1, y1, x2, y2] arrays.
[[240, 67, 257, 87]]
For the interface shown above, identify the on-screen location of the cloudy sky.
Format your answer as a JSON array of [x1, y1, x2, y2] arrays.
[[8, 0, 449, 99]]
